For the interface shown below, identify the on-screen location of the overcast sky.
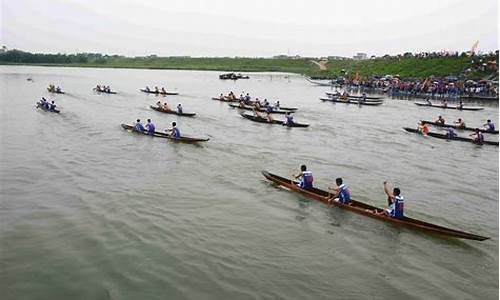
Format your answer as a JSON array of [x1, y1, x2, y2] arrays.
[[1, 0, 498, 57]]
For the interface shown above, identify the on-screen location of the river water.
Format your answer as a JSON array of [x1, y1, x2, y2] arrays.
[[1, 66, 498, 300]]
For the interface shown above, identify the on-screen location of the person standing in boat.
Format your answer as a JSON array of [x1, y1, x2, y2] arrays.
[[455, 118, 466, 128], [436, 115, 445, 125], [470, 129, 484, 145], [294, 165, 313, 190], [328, 178, 351, 205], [145, 119, 156, 135], [484, 120, 496, 132], [166, 121, 181, 139], [284, 112, 294, 127], [376, 181, 404, 219], [177, 104, 183, 114], [134, 119, 145, 132]]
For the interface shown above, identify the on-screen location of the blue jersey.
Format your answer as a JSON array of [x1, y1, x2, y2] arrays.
[[146, 123, 155, 134], [390, 195, 404, 219], [135, 123, 145, 131], [446, 128, 455, 139], [488, 122, 495, 131], [266, 106, 273, 113], [177, 106, 183, 114], [172, 127, 180, 138], [338, 183, 351, 204], [285, 115, 294, 126], [300, 171, 313, 189]]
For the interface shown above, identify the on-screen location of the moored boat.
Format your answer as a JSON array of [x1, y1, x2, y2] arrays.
[[240, 113, 309, 127], [320, 97, 383, 106], [421, 121, 499, 134], [261, 171, 489, 241], [150, 105, 196, 117], [414, 102, 484, 111], [121, 124, 208, 142], [403, 127, 498, 146], [140, 89, 179, 95]]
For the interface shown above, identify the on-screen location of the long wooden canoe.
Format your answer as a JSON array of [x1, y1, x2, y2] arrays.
[[320, 97, 383, 106], [140, 89, 179, 95], [36, 102, 60, 113], [228, 103, 289, 114], [213, 97, 298, 111], [325, 92, 382, 100], [421, 120, 498, 134], [261, 171, 489, 241], [240, 113, 309, 127], [414, 102, 484, 111], [121, 124, 209, 142], [47, 88, 65, 94], [403, 127, 498, 146], [150, 105, 196, 117], [94, 89, 117, 94]]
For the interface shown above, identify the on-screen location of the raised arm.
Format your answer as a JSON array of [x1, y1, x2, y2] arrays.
[[384, 181, 394, 201]]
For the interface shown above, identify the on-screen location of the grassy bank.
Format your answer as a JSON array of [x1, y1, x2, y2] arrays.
[[0, 49, 497, 80]]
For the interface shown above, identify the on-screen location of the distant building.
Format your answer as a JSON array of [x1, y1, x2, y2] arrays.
[[353, 53, 367, 60], [327, 56, 349, 60]]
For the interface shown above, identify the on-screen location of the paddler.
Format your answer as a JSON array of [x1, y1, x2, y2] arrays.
[[454, 118, 466, 128], [162, 102, 170, 111], [154, 86, 160, 93], [441, 99, 448, 108], [445, 127, 456, 139], [166, 121, 181, 139], [470, 129, 484, 145], [145, 119, 156, 135], [294, 165, 313, 190], [161, 87, 167, 94], [244, 93, 251, 104], [274, 100, 280, 110], [254, 98, 262, 110], [177, 104, 183, 114], [458, 100, 464, 110], [156, 101, 162, 108], [328, 178, 351, 204], [145, 86, 151, 92], [284, 112, 294, 127], [220, 93, 225, 100], [134, 119, 145, 132], [484, 120, 496, 132], [425, 98, 432, 106], [265, 105, 274, 122], [48, 101, 57, 111], [376, 181, 404, 219], [436, 115, 445, 125], [418, 122, 430, 135]]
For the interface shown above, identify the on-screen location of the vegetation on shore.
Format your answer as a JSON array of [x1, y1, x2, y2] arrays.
[[0, 49, 498, 80]]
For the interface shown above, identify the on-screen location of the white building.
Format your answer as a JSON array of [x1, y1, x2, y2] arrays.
[[353, 53, 368, 60]]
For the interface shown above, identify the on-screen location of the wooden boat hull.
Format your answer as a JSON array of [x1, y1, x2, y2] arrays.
[[403, 127, 498, 146], [121, 124, 208, 142], [228, 103, 289, 114], [240, 113, 309, 127], [325, 92, 382, 100], [213, 97, 298, 111], [36, 103, 60, 113], [47, 88, 65, 94], [94, 89, 117, 94], [414, 102, 484, 111], [150, 106, 196, 117], [320, 97, 383, 106], [421, 121, 498, 134], [140, 89, 179, 95], [261, 171, 489, 241]]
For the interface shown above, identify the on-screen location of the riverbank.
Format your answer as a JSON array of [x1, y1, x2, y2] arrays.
[[0, 49, 498, 80]]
